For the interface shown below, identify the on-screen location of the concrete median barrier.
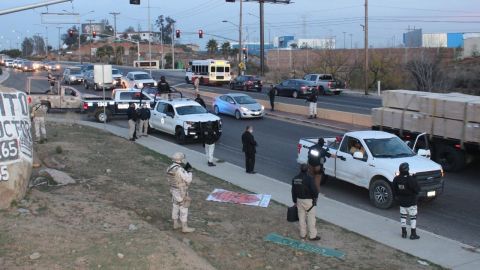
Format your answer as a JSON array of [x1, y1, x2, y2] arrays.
[[184, 88, 372, 127]]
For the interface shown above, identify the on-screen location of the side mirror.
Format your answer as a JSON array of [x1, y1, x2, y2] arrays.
[[417, 149, 431, 159], [353, 151, 364, 160]]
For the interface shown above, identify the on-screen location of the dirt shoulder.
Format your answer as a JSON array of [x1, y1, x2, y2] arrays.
[[0, 123, 443, 270]]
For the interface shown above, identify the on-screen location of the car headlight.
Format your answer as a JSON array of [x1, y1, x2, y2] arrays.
[[240, 106, 249, 112], [184, 121, 194, 127], [138, 82, 144, 88], [153, 81, 158, 86], [261, 105, 264, 110], [441, 169, 444, 177], [56, 65, 60, 69], [70, 76, 76, 80]]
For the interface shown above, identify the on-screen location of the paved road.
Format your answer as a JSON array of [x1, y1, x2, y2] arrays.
[[58, 62, 382, 115], [4, 67, 480, 247]]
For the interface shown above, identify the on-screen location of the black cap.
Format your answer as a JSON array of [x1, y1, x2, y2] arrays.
[[300, 164, 308, 172], [318, 138, 325, 145], [399, 162, 409, 175]]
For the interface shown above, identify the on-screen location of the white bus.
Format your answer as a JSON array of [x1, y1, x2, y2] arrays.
[[133, 60, 160, 70], [185, 59, 231, 85]]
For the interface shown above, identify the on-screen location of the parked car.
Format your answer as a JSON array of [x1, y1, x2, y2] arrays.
[[229, 75, 262, 92], [303, 73, 345, 95], [63, 67, 84, 84], [122, 71, 157, 89], [21, 61, 36, 72], [83, 70, 114, 91], [4, 59, 14, 67], [272, 79, 316, 98], [213, 93, 265, 120]]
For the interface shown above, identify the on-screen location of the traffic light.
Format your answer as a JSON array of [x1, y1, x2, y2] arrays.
[[175, 29, 181, 38], [242, 47, 247, 60], [130, 0, 140, 4], [68, 29, 74, 38], [92, 31, 97, 38], [198, 30, 203, 39]]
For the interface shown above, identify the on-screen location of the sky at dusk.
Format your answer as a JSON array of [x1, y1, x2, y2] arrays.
[[1, 0, 479, 50]]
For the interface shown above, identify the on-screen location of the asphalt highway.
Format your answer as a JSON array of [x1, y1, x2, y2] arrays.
[[4, 67, 480, 248]]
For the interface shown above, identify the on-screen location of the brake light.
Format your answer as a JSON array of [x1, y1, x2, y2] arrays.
[[297, 143, 302, 154], [454, 144, 461, 149], [83, 102, 88, 110], [27, 96, 32, 104], [328, 82, 332, 88], [300, 86, 307, 92]]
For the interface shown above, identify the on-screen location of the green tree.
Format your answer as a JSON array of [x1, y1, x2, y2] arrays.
[[96, 46, 106, 61], [21, 37, 34, 56], [131, 34, 141, 42], [221, 41, 231, 59], [32, 35, 46, 55], [61, 25, 79, 49], [206, 39, 218, 55], [114, 46, 125, 65], [0, 49, 21, 58], [155, 15, 176, 44]]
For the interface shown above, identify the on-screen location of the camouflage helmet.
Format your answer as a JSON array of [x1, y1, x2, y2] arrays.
[[171, 152, 185, 163]]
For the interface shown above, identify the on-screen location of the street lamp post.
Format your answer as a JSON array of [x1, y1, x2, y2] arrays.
[[222, 19, 243, 75]]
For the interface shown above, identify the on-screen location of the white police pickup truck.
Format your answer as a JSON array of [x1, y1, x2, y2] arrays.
[[149, 97, 222, 144], [297, 131, 444, 209]]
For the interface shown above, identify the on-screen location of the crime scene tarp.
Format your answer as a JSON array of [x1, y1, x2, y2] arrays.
[[265, 233, 346, 260], [206, 188, 271, 208]]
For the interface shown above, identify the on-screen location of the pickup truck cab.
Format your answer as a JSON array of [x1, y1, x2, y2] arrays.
[[303, 73, 345, 95], [123, 71, 157, 89], [149, 98, 222, 144], [82, 88, 155, 122], [297, 131, 444, 209], [26, 76, 96, 110]]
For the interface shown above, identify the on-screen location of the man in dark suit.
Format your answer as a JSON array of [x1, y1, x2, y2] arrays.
[[241, 125, 257, 174]]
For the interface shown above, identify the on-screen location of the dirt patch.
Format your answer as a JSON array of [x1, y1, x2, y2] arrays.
[[0, 123, 444, 270]]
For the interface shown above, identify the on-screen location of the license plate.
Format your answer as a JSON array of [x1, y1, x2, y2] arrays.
[[98, 102, 107, 107], [427, 191, 436, 197]]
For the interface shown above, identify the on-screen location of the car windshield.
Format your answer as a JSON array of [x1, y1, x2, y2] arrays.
[[176, 105, 207, 115], [233, 95, 256, 104], [245, 76, 259, 81], [134, 74, 152, 80], [364, 137, 415, 158], [70, 69, 82, 75], [112, 69, 120, 74]]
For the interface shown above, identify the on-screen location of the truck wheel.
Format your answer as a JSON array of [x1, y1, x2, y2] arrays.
[[175, 127, 186, 144], [434, 145, 466, 172], [95, 110, 110, 123], [369, 178, 394, 209], [292, 91, 298, 99]]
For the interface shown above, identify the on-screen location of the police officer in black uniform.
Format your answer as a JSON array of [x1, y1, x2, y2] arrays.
[[195, 94, 207, 109], [393, 162, 421, 240], [200, 121, 219, 166], [157, 76, 171, 98], [291, 164, 320, 241], [127, 102, 138, 141], [268, 85, 276, 111], [307, 138, 339, 191]]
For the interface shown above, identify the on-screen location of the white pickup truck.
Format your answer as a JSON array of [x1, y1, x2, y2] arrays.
[[297, 130, 444, 209]]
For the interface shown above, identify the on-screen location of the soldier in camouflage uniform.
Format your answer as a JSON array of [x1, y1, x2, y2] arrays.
[[166, 152, 195, 233]]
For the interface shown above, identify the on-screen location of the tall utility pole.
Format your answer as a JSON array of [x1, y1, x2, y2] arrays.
[[109, 12, 120, 39], [87, 19, 95, 62], [364, 0, 369, 95], [110, 12, 120, 65], [44, 26, 49, 56], [147, 0, 152, 75], [259, 0, 265, 75], [239, 0, 243, 75], [56, 26, 62, 61], [349, 33, 353, 49], [343, 31, 346, 49], [171, 23, 175, 70]]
